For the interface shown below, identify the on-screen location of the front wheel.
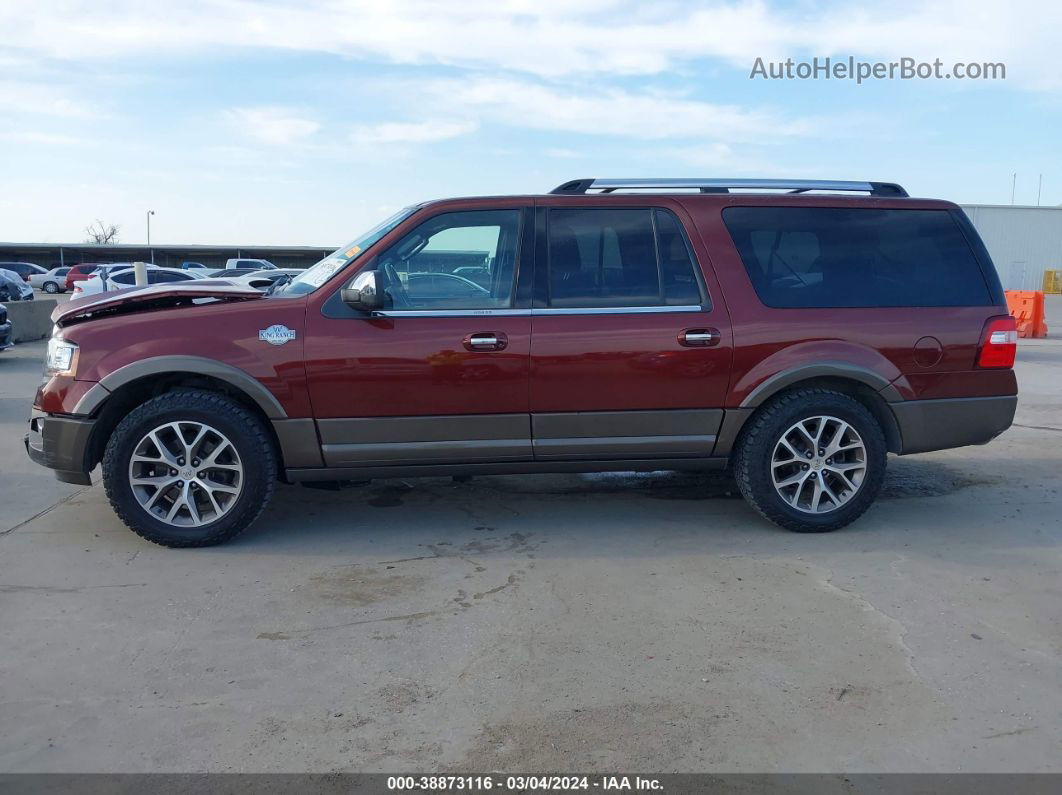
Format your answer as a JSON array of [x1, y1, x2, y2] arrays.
[[102, 390, 276, 547], [733, 388, 887, 533], [43, 281, 59, 294]]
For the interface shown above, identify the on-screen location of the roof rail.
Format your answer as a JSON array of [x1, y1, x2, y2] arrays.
[[549, 178, 909, 197]]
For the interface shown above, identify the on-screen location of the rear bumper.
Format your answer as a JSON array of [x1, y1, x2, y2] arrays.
[[24, 410, 95, 485], [0, 321, 12, 350], [890, 395, 1017, 455]]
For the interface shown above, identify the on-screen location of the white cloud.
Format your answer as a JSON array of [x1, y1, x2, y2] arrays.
[[0, 81, 99, 117], [0, 130, 82, 146], [666, 142, 805, 175], [225, 107, 320, 145], [0, 1, 1057, 87], [419, 77, 818, 142], [349, 120, 476, 145]]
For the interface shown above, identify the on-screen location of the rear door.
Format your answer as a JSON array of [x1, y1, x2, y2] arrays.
[[529, 201, 733, 460]]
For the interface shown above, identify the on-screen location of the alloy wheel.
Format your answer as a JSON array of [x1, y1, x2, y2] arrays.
[[127, 421, 244, 526], [770, 415, 867, 514]]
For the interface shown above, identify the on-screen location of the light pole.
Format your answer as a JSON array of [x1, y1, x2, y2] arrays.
[[146, 209, 155, 264]]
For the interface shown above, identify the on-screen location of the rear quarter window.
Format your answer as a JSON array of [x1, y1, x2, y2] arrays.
[[722, 207, 993, 308]]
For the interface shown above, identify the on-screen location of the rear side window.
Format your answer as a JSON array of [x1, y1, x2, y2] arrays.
[[722, 207, 992, 308], [547, 208, 706, 308]]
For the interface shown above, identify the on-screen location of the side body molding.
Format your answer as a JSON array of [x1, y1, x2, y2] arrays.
[[74, 355, 289, 419]]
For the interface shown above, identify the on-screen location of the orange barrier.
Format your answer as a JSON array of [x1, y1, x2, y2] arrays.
[[1005, 290, 1048, 338]]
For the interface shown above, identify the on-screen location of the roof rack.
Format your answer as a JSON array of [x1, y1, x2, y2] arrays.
[[549, 178, 908, 197]]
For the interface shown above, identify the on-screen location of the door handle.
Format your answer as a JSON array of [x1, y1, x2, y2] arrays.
[[680, 328, 720, 347], [463, 332, 508, 352]]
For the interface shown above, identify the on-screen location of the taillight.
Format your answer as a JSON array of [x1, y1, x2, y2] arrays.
[[977, 315, 1017, 369]]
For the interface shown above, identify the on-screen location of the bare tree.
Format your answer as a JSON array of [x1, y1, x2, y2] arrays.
[[84, 220, 120, 244]]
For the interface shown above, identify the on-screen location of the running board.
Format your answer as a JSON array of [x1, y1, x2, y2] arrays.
[[285, 457, 728, 482]]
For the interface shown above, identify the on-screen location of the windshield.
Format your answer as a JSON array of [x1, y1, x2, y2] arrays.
[[277, 207, 417, 296]]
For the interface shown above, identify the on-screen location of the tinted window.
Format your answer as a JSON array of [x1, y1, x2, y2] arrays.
[[111, 271, 134, 284], [2, 263, 40, 277], [547, 208, 705, 308], [373, 210, 521, 310], [655, 210, 704, 305], [153, 271, 192, 282], [722, 207, 992, 308]]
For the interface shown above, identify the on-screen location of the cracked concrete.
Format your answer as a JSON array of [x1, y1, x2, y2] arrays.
[[0, 330, 1060, 773]]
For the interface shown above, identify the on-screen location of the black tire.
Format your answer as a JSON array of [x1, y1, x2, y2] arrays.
[[43, 281, 59, 294], [732, 388, 887, 533], [102, 390, 276, 547]]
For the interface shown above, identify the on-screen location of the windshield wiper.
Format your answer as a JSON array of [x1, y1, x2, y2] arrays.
[[265, 274, 293, 296]]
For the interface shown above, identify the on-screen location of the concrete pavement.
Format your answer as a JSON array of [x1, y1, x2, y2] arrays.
[[0, 334, 1059, 773]]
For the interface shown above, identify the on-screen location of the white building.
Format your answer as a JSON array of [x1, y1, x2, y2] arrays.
[[960, 204, 1062, 291]]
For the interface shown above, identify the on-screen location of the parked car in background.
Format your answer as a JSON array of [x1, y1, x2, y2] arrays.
[[0, 303, 11, 351], [29, 267, 71, 294], [208, 268, 256, 278], [65, 263, 111, 290], [223, 258, 275, 270], [72, 267, 205, 296], [0, 269, 34, 301], [0, 262, 47, 282], [230, 268, 303, 290], [180, 261, 212, 270]]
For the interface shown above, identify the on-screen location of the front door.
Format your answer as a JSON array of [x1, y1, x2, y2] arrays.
[[304, 204, 533, 468], [529, 202, 732, 459]]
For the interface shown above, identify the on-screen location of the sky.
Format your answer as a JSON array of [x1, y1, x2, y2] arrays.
[[1, 0, 1060, 247]]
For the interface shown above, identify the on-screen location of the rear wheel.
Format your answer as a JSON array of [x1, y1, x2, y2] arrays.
[[43, 281, 59, 294], [102, 390, 276, 547], [733, 388, 887, 532]]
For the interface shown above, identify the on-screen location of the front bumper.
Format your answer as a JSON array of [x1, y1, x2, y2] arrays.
[[25, 410, 95, 485], [0, 321, 11, 350], [891, 395, 1017, 455]]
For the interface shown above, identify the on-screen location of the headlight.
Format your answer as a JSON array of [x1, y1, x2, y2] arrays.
[[45, 335, 78, 376]]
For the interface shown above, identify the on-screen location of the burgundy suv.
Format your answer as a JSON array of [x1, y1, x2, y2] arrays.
[[26, 178, 1018, 547]]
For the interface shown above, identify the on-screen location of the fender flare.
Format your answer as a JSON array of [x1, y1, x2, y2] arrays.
[[739, 362, 903, 408], [74, 355, 288, 419]]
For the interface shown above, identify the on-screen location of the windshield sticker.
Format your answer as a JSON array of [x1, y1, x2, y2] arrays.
[[303, 257, 347, 287], [345, 245, 361, 258]]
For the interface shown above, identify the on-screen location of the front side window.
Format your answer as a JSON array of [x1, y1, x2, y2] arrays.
[[371, 209, 521, 310], [722, 207, 993, 308], [547, 208, 706, 308]]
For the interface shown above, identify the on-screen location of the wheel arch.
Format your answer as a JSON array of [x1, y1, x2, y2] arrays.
[[76, 356, 287, 419], [739, 362, 904, 407], [80, 366, 288, 473], [720, 375, 902, 457]]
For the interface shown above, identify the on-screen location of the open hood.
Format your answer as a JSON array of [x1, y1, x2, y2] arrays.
[[53, 280, 265, 327]]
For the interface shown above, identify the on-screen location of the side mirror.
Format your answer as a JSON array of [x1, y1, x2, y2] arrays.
[[341, 269, 384, 312]]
